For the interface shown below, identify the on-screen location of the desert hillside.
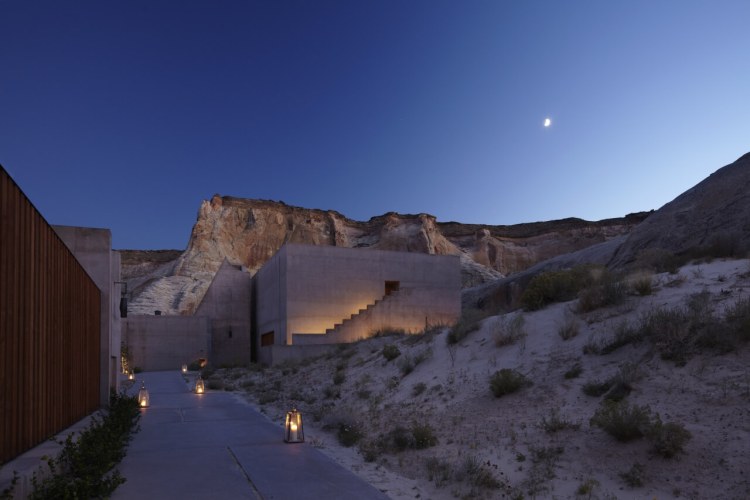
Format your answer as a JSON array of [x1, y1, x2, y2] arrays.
[[205, 257, 750, 500], [121, 198, 645, 315]]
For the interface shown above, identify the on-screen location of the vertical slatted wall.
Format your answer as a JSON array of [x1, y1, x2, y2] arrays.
[[0, 167, 101, 465]]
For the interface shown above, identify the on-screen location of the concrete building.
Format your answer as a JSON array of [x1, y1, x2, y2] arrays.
[[53, 226, 123, 406], [123, 260, 252, 371], [254, 244, 461, 365], [121, 244, 460, 368]]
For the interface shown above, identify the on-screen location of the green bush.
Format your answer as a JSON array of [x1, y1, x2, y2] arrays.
[[590, 401, 653, 442], [30, 392, 140, 499], [648, 420, 691, 458], [557, 313, 580, 340], [521, 265, 600, 311], [490, 369, 531, 397], [582, 379, 611, 397], [333, 370, 346, 385], [564, 362, 583, 379], [577, 273, 627, 313], [337, 421, 364, 447], [382, 344, 401, 361], [412, 382, 427, 397], [620, 462, 645, 487], [411, 423, 438, 449], [539, 409, 580, 434]]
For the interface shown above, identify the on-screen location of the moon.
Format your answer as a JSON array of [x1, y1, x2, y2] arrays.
[[543, 117, 551, 127]]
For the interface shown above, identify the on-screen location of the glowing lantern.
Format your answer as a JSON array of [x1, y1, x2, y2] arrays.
[[181, 364, 188, 374], [138, 382, 150, 408], [128, 371, 135, 381], [284, 409, 304, 443], [195, 376, 205, 394]]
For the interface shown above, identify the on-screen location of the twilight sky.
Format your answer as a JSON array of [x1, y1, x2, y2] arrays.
[[1, 1, 749, 249]]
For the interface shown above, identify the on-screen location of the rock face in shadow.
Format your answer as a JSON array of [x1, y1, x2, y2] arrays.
[[123, 195, 645, 315], [465, 152, 750, 314], [610, 152, 750, 267]]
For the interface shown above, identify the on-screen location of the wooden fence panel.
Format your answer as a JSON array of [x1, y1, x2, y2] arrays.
[[0, 167, 101, 465]]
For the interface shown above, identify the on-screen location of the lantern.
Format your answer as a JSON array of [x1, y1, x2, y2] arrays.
[[195, 376, 205, 394], [284, 409, 304, 443], [138, 382, 150, 408], [128, 371, 135, 381], [181, 364, 188, 374]]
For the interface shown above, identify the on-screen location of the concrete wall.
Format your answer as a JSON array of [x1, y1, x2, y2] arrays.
[[123, 315, 210, 371], [54, 225, 120, 406], [254, 244, 461, 357], [253, 245, 288, 350], [195, 260, 252, 366]]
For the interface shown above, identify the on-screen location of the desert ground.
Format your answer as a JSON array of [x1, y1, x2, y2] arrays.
[[210, 258, 750, 500]]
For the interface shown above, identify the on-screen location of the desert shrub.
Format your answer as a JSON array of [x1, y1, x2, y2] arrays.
[[490, 369, 531, 397], [460, 455, 502, 490], [386, 426, 413, 451], [582, 379, 611, 397], [447, 309, 485, 344], [187, 361, 202, 371], [693, 231, 746, 259], [200, 367, 215, 379], [722, 296, 750, 343], [333, 370, 346, 385], [648, 420, 692, 458], [557, 312, 580, 340], [630, 272, 653, 296], [524, 445, 564, 497], [602, 363, 638, 402], [382, 344, 401, 361], [620, 462, 645, 487], [576, 478, 600, 497], [356, 389, 372, 400], [337, 419, 364, 447], [133, 367, 142, 374], [257, 391, 278, 404], [397, 355, 414, 376], [493, 314, 527, 347], [372, 327, 407, 337], [564, 362, 583, 379], [577, 273, 626, 313], [590, 401, 654, 442], [358, 439, 382, 462], [425, 457, 453, 487], [634, 248, 683, 274], [539, 409, 580, 434], [521, 266, 595, 311], [412, 382, 427, 397], [207, 379, 225, 390], [323, 385, 340, 399], [599, 321, 645, 355], [411, 423, 438, 449]]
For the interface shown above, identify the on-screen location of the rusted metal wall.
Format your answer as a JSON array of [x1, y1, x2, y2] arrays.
[[0, 167, 101, 465]]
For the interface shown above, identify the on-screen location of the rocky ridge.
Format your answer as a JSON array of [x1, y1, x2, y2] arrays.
[[122, 196, 646, 315]]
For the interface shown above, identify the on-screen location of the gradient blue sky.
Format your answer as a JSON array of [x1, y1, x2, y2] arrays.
[[1, 1, 749, 249]]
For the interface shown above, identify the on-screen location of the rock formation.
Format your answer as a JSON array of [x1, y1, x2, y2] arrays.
[[610, 152, 750, 267], [121, 195, 646, 315]]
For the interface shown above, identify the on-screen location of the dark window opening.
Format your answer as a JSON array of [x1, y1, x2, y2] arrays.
[[261, 331, 275, 347], [385, 281, 400, 296]]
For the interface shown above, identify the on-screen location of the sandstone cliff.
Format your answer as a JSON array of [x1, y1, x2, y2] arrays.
[[121, 196, 646, 315]]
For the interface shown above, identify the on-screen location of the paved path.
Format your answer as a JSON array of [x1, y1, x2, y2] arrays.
[[113, 371, 388, 500]]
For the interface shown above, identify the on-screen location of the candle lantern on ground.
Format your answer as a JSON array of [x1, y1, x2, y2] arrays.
[[138, 382, 150, 408], [128, 371, 135, 381], [181, 364, 188, 374], [284, 408, 304, 443], [195, 376, 205, 394]]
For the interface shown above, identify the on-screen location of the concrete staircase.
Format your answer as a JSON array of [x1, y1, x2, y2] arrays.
[[323, 290, 399, 335]]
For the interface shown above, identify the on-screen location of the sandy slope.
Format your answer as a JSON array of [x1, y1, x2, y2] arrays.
[[219, 258, 750, 500]]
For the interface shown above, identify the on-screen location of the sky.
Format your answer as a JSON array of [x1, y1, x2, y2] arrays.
[[1, 1, 749, 250]]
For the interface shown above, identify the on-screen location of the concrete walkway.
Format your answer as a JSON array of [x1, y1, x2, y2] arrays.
[[113, 371, 388, 500]]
